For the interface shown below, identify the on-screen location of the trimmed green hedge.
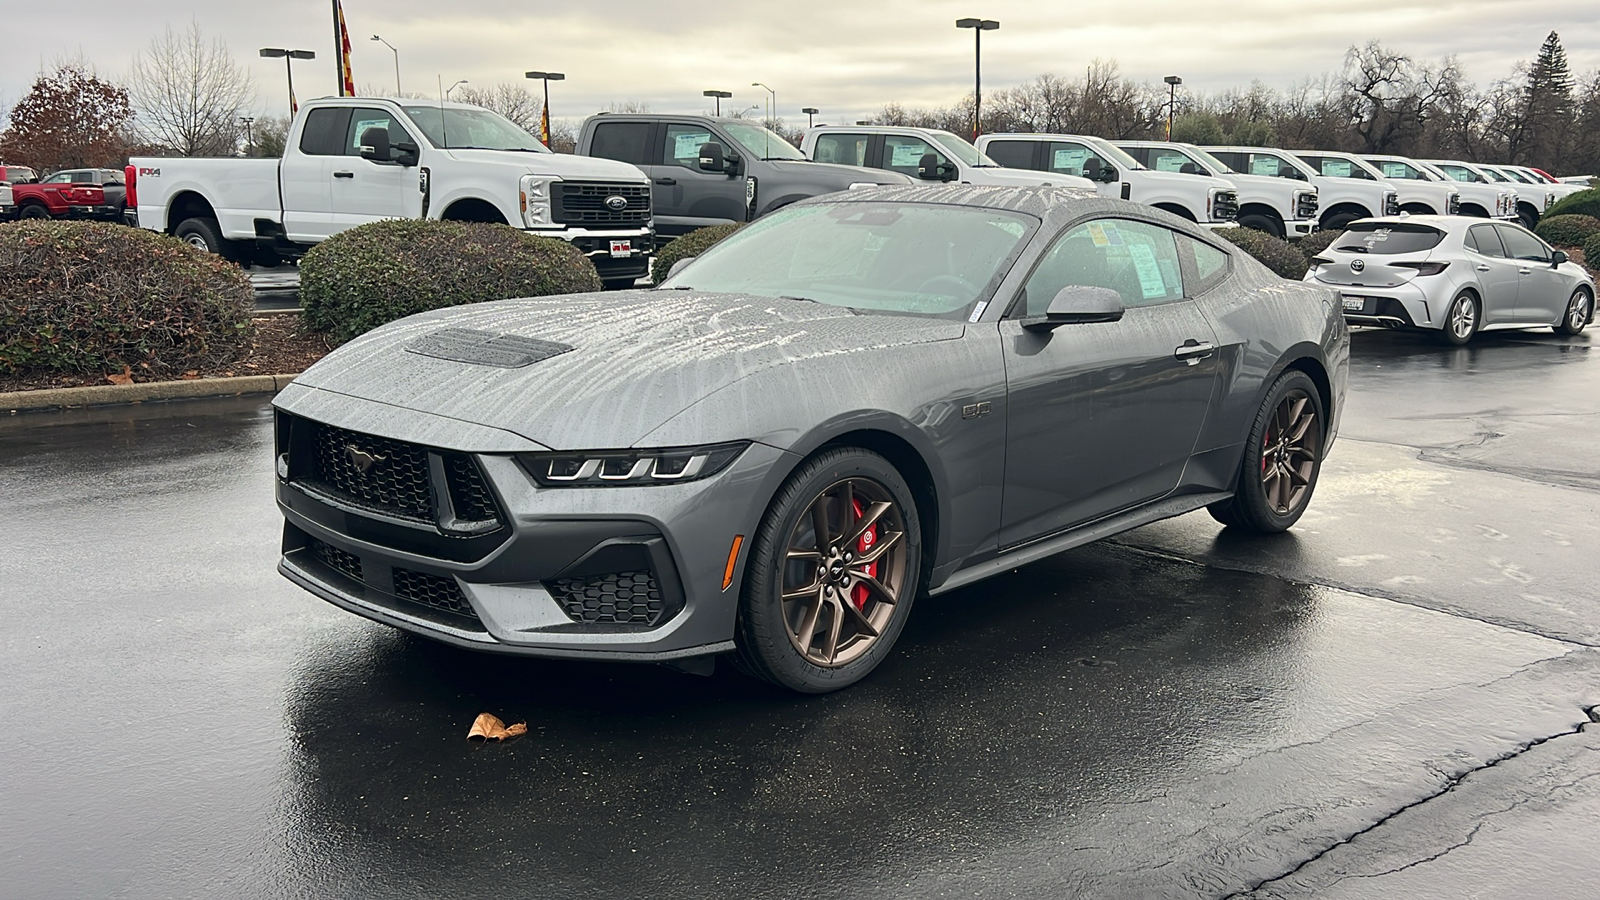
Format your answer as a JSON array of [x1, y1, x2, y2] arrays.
[[1534, 214, 1600, 247], [1544, 188, 1600, 220], [651, 223, 746, 283], [300, 219, 601, 344], [1583, 233, 1600, 272], [1222, 226, 1308, 279], [1295, 229, 1341, 263], [0, 220, 254, 377]]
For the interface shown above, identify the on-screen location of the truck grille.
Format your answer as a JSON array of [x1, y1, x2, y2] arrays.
[[550, 570, 666, 626], [553, 181, 651, 227]]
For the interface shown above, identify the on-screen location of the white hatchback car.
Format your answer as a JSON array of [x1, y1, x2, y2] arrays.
[[1305, 215, 1595, 345]]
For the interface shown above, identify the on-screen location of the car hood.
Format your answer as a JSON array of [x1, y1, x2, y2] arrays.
[[442, 148, 649, 183], [975, 167, 1096, 190], [282, 291, 965, 450], [763, 159, 914, 185], [1137, 169, 1234, 192]]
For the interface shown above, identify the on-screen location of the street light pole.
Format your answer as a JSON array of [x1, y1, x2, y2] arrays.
[[371, 35, 400, 95], [801, 107, 819, 128], [1164, 75, 1183, 141], [525, 71, 566, 147], [446, 79, 468, 99], [239, 116, 255, 154], [955, 18, 999, 142], [260, 48, 316, 116], [703, 89, 732, 115]]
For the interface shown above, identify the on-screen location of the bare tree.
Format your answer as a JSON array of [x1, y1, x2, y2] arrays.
[[127, 23, 254, 156], [454, 83, 542, 132]]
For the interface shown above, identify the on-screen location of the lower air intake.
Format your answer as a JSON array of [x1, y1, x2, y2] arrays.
[[550, 571, 665, 626]]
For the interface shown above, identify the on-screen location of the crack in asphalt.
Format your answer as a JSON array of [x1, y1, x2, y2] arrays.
[[1219, 722, 1595, 899]]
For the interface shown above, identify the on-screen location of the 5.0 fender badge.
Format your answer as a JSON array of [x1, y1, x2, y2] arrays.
[[345, 445, 386, 474]]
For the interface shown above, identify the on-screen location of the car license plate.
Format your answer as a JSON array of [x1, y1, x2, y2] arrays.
[[1342, 296, 1365, 311], [609, 240, 632, 258]]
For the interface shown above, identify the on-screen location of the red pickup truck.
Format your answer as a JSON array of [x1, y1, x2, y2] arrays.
[[1, 165, 110, 221]]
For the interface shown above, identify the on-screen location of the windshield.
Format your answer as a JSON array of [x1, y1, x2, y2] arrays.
[[721, 121, 806, 160], [1182, 146, 1236, 175], [1305, 154, 1385, 180], [1432, 163, 1484, 184], [1084, 138, 1144, 170], [401, 105, 550, 152], [1369, 158, 1432, 181], [1333, 222, 1445, 255], [930, 132, 996, 167], [660, 201, 1036, 319], [1, 167, 37, 184], [1498, 167, 1535, 184]]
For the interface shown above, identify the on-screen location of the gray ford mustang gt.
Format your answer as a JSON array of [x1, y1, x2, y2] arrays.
[[274, 185, 1348, 693]]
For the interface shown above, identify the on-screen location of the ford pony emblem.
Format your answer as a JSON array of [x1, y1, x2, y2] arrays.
[[603, 195, 629, 211], [345, 445, 386, 475], [1350, 258, 1365, 273]]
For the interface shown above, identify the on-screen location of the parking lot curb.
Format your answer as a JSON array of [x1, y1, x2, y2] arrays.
[[1, 373, 299, 414]]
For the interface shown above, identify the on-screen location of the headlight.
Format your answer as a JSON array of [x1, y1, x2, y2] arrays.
[[518, 442, 749, 487], [520, 174, 557, 227]]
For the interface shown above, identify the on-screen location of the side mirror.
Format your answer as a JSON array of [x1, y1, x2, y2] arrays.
[[917, 153, 956, 182], [697, 142, 727, 173], [1098, 163, 1119, 183], [1023, 285, 1126, 332], [667, 257, 696, 279], [359, 127, 391, 162], [393, 141, 419, 166], [1552, 249, 1568, 267]]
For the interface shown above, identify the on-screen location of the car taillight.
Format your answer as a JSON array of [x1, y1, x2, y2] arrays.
[[1394, 261, 1450, 276], [124, 165, 137, 208]]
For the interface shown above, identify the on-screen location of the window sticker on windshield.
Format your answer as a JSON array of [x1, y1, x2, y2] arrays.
[[1087, 222, 1123, 247], [1127, 242, 1168, 299], [890, 142, 929, 167], [1321, 160, 1353, 177], [352, 119, 389, 148], [1249, 158, 1279, 176], [674, 132, 712, 160], [1052, 147, 1089, 172]]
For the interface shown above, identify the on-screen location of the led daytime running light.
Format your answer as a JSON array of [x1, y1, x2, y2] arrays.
[[522, 442, 749, 487]]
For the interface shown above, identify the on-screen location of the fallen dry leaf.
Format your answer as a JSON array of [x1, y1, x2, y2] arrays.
[[467, 712, 528, 742], [106, 366, 134, 386], [181, 370, 200, 380]]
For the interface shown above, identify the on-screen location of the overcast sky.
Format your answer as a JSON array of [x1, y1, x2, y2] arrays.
[[5, 0, 1598, 127]]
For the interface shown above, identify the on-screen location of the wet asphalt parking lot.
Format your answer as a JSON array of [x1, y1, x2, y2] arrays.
[[4, 327, 1599, 899]]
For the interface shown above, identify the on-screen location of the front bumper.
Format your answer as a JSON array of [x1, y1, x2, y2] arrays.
[[1201, 221, 1240, 232], [532, 225, 653, 282], [274, 408, 792, 660], [1286, 217, 1319, 239]]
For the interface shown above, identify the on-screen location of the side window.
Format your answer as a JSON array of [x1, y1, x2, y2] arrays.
[[1379, 161, 1421, 180], [1497, 225, 1550, 262], [1120, 146, 1153, 167], [299, 107, 352, 156], [664, 124, 716, 169], [345, 107, 411, 157], [45, 172, 74, 183], [1020, 218, 1186, 316], [589, 122, 653, 165], [1180, 235, 1230, 293], [1247, 154, 1286, 177], [813, 133, 870, 166], [1468, 224, 1506, 258], [880, 135, 945, 176], [1047, 141, 1095, 178], [1151, 151, 1201, 174], [1209, 151, 1246, 173], [982, 139, 1035, 169]]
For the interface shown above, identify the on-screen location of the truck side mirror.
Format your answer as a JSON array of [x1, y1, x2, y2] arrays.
[[917, 153, 955, 182], [393, 141, 419, 166], [697, 142, 727, 173], [359, 127, 391, 163]]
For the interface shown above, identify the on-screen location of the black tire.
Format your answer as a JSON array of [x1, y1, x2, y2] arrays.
[[1517, 207, 1539, 230], [602, 277, 639, 291], [174, 216, 234, 259], [1208, 369, 1326, 534], [734, 447, 923, 693], [1437, 291, 1479, 346], [18, 204, 49, 220], [1556, 287, 1592, 336], [1237, 213, 1284, 239], [1321, 211, 1361, 232]]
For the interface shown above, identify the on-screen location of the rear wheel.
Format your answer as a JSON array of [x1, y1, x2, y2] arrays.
[[734, 448, 921, 693], [1438, 291, 1479, 346], [1556, 288, 1592, 335], [174, 216, 234, 260], [1209, 369, 1325, 533]]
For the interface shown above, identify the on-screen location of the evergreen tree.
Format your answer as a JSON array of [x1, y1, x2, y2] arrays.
[[1511, 31, 1575, 166]]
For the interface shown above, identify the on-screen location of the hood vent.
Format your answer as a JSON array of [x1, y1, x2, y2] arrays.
[[404, 328, 574, 369]]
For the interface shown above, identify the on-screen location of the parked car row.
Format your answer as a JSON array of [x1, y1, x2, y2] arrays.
[[0, 165, 124, 222]]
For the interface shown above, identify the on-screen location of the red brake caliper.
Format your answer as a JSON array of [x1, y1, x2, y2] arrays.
[[851, 497, 878, 610]]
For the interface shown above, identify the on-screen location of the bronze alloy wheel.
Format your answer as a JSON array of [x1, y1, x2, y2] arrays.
[[1261, 389, 1321, 516], [779, 477, 908, 668]]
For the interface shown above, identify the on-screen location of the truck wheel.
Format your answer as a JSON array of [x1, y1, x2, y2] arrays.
[[18, 204, 49, 220], [1237, 213, 1283, 238], [1322, 212, 1361, 231], [174, 217, 234, 259], [602, 277, 640, 291]]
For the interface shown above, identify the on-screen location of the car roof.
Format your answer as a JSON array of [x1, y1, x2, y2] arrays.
[[796, 183, 1222, 236], [1343, 214, 1518, 232]]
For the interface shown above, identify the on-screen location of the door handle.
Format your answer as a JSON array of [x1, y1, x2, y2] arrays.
[[1517, 267, 1531, 275], [1475, 264, 1491, 272], [654, 177, 677, 185], [333, 171, 354, 179], [1174, 339, 1215, 365]]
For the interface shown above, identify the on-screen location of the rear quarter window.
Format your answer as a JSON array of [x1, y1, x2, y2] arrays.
[[1333, 223, 1444, 255]]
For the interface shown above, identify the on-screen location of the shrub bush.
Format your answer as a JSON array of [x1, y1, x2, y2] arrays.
[[1544, 188, 1600, 220], [1295, 229, 1342, 264], [650, 223, 746, 283], [299, 219, 601, 344], [1221, 226, 1308, 279], [0, 220, 254, 378], [1534, 214, 1600, 248], [1582, 233, 1600, 273]]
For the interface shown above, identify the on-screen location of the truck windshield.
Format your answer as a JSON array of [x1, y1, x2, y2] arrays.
[[401, 106, 551, 152], [659, 201, 1036, 320], [1433, 164, 1485, 183], [721, 122, 806, 161], [1, 167, 37, 184], [929, 132, 998, 167], [1084, 139, 1145, 170]]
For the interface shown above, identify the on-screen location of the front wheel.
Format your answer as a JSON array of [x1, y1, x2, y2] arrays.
[[1321, 211, 1361, 232], [1438, 291, 1479, 346], [1237, 213, 1284, 239], [1556, 288, 1592, 336], [1209, 369, 1326, 533], [734, 448, 922, 693]]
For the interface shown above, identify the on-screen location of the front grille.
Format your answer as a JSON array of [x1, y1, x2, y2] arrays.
[[1383, 191, 1400, 216], [393, 567, 478, 620], [309, 538, 363, 582], [1448, 193, 1462, 215], [550, 570, 665, 625], [553, 181, 651, 227], [310, 423, 434, 523], [1211, 190, 1239, 221], [444, 456, 497, 522], [1296, 191, 1320, 219]]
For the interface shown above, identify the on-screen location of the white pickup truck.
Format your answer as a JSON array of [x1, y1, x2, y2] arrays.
[[130, 97, 655, 287], [1421, 160, 1539, 229], [1294, 150, 1460, 217], [974, 133, 1238, 228], [799, 126, 1096, 190], [1203, 145, 1400, 232], [1113, 140, 1319, 240], [1362, 155, 1516, 222]]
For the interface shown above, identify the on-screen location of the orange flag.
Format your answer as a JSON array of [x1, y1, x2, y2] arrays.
[[334, 0, 356, 97]]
